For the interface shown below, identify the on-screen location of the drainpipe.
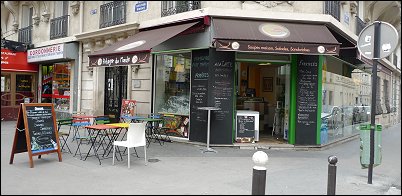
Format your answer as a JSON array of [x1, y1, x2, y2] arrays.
[[77, 1, 84, 112]]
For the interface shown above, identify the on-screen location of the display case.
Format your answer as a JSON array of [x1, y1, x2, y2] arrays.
[[52, 64, 70, 112], [41, 65, 53, 103]]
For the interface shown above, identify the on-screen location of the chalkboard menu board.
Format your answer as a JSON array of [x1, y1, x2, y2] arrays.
[[10, 103, 62, 168], [190, 49, 210, 142], [236, 115, 255, 138], [25, 105, 59, 153], [208, 48, 235, 144], [295, 55, 319, 145], [189, 49, 235, 144]]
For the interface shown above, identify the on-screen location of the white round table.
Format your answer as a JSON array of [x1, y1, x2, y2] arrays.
[[198, 107, 221, 153]]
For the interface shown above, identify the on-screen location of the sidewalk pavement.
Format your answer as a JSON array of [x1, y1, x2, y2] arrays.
[[1, 120, 401, 195]]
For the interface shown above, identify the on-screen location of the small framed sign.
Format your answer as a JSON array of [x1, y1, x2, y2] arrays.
[[132, 80, 141, 88], [263, 77, 273, 92]]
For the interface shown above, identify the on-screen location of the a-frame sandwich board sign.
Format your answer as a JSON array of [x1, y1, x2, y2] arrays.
[[9, 103, 62, 168]]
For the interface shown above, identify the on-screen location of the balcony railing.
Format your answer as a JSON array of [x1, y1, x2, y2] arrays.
[[161, 1, 201, 17], [99, 1, 126, 29], [50, 15, 69, 40], [18, 25, 32, 44], [324, 1, 340, 21], [355, 16, 366, 35]]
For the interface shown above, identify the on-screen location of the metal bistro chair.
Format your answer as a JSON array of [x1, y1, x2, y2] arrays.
[[94, 115, 116, 155], [156, 114, 183, 143], [72, 118, 93, 160], [71, 117, 92, 141], [57, 118, 73, 153], [113, 122, 147, 169], [147, 113, 166, 145]]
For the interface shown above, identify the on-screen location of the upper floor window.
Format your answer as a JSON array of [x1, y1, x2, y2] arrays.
[[324, 1, 340, 21], [393, 53, 397, 67], [355, 16, 366, 35], [18, 5, 33, 44], [21, 6, 33, 28], [358, 1, 364, 19], [99, 1, 126, 29], [355, 1, 366, 35], [161, 1, 201, 17], [383, 79, 390, 114], [50, 1, 69, 40], [54, 1, 69, 18]]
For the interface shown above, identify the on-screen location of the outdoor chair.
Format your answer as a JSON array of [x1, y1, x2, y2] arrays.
[[155, 114, 184, 143], [72, 118, 93, 160], [71, 118, 91, 141], [94, 115, 115, 153], [94, 115, 111, 125], [112, 122, 147, 168], [57, 118, 73, 153]]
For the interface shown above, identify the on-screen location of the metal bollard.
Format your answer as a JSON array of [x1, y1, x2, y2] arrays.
[[252, 151, 268, 195], [327, 155, 338, 195]]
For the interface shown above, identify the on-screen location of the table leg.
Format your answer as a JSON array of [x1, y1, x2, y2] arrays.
[[203, 110, 217, 153], [84, 130, 102, 165], [104, 128, 124, 159]]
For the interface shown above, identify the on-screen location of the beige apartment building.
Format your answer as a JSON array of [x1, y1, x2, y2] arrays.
[[1, 1, 401, 145]]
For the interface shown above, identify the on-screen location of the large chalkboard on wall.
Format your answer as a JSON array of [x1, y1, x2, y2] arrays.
[[208, 48, 235, 144], [295, 55, 319, 145], [9, 103, 62, 168], [189, 49, 210, 142]]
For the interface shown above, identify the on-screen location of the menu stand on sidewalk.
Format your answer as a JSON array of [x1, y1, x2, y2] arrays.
[[198, 107, 220, 153]]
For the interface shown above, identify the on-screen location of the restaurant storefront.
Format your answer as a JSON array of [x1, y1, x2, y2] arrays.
[[27, 43, 79, 119], [88, 16, 376, 146], [88, 20, 207, 135], [1, 46, 38, 121]]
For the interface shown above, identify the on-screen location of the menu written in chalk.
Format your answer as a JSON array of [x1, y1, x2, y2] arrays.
[[208, 49, 235, 144], [236, 115, 255, 138], [25, 105, 58, 153], [190, 49, 210, 142], [295, 55, 319, 145], [10, 103, 62, 168]]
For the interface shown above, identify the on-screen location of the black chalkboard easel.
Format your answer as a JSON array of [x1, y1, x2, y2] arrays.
[[9, 103, 62, 168], [236, 115, 256, 139]]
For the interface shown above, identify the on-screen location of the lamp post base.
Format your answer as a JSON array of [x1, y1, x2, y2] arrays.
[[202, 147, 217, 153]]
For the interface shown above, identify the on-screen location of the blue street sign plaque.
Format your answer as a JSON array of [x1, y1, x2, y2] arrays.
[[135, 1, 148, 13]]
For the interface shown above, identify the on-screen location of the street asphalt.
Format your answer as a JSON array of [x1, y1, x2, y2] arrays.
[[1, 120, 400, 195]]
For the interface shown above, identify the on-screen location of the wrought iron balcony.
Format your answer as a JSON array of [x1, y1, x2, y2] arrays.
[[99, 1, 126, 29], [324, 1, 340, 21], [50, 15, 69, 40], [161, 1, 201, 17], [18, 25, 32, 44], [355, 16, 366, 35]]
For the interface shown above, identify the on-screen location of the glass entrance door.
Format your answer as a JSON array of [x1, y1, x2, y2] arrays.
[[104, 66, 127, 122], [1, 72, 37, 120]]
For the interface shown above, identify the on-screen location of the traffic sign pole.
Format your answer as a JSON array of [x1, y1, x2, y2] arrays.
[[368, 22, 381, 184], [357, 20, 398, 184]]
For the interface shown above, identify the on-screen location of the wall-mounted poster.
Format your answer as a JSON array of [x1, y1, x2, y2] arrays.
[[121, 99, 137, 117], [164, 55, 173, 67]]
